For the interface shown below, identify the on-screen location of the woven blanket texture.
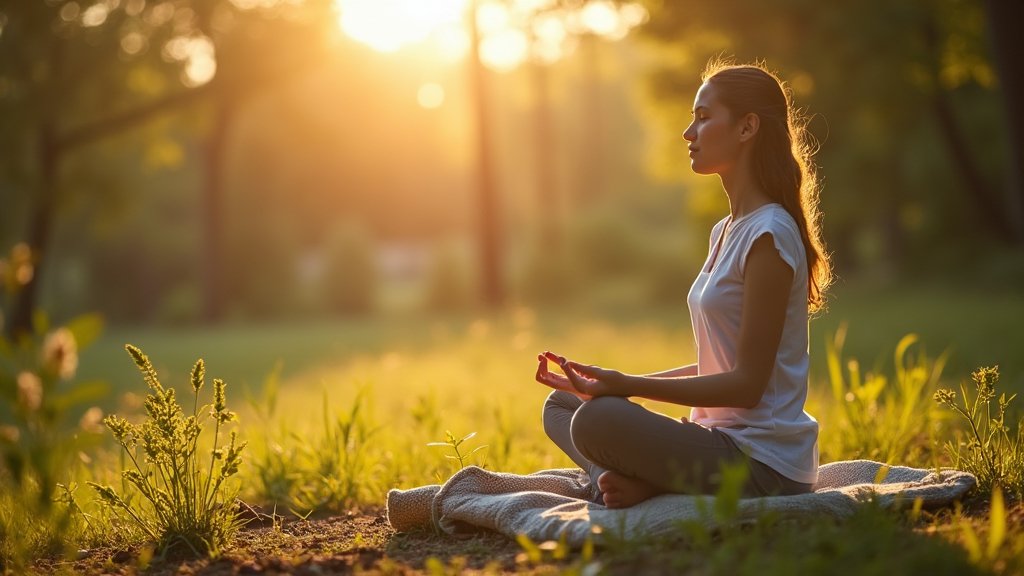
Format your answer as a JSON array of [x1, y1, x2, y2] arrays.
[[386, 460, 975, 546]]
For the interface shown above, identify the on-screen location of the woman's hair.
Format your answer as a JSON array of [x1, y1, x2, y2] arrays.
[[702, 59, 832, 313]]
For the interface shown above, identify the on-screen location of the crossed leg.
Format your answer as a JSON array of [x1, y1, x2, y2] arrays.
[[543, 392, 752, 507]]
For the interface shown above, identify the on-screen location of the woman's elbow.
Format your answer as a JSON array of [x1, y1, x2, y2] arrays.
[[733, 371, 768, 409], [739, 392, 763, 410]]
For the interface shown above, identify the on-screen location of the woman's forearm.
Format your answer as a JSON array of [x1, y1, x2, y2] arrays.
[[641, 364, 698, 378], [620, 370, 764, 410]]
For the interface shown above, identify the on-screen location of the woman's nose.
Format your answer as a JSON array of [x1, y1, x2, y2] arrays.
[[682, 127, 695, 142]]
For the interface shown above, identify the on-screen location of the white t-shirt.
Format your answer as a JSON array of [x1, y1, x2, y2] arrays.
[[686, 203, 819, 484]]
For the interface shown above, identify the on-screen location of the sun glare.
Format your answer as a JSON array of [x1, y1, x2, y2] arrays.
[[335, 0, 648, 71], [336, 0, 468, 53], [480, 29, 529, 72], [417, 83, 446, 109]]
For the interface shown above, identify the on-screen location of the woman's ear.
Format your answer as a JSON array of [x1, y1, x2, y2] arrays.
[[739, 112, 760, 142]]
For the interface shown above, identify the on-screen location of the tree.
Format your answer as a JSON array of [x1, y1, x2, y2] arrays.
[[0, 0, 335, 333], [639, 0, 1022, 275], [1, 0, 204, 335]]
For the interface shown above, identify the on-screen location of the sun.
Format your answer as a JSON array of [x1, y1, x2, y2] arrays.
[[335, 0, 470, 54], [334, 0, 649, 73]]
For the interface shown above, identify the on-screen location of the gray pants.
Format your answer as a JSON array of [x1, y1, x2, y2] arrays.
[[542, 391, 813, 499]]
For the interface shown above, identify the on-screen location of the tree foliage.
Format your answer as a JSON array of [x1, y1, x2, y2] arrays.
[[640, 0, 1022, 275]]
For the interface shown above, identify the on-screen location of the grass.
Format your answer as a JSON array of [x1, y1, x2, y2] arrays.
[[74, 281, 1024, 407], [8, 282, 1024, 573]]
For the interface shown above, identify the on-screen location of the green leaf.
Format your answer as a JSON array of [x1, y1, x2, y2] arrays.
[[873, 464, 890, 484], [894, 333, 919, 382], [987, 484, 1005, 560], [64, 313, 104, 350], [960, 511, 982, 563], [516, 533, 542, 564]]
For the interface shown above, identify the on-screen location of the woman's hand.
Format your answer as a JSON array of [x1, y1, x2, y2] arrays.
[[537, 351, 626, 398], [535, 353, 592, 400]]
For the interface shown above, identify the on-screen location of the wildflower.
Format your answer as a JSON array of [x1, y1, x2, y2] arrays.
[[3, 242, 34, 290], [16, 371, 43, 412], [42, 327, 78, 380], [219, 431, 245, 478], [0, 425, 19, 443], [971, 366, 999, 402], [933, 388, 956, 406], [79, 406, 105, 434]]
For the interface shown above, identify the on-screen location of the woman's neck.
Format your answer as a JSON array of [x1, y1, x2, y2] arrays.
[[719, 161, 771, 220]]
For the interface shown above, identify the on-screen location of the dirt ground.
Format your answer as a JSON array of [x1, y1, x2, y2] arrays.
[[35, 507, 531, 575]]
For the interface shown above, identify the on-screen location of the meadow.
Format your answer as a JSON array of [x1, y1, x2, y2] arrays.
[[6, 280, 1024, 574]]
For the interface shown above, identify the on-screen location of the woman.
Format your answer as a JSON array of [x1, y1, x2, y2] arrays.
[[535, 61, 832, 508]]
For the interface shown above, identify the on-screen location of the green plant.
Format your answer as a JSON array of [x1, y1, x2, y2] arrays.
[[934, 366, 1024, 496], [88, 345, 246, 557], [292, 387, 378, 512], [428, 430, 488, 476], [821, 326, 948, 463], [0, 243, 108, 570], [243, 363, 301, 509], [958, 484, 1007, 568]]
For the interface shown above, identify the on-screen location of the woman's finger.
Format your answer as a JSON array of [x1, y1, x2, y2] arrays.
[[568, 362, 600, 376], [535, 357, 549, 382], [544, 351, 567, 365], [564, 364, 590, 394]]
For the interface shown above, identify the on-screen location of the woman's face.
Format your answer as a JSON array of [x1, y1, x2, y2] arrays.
[[682, 82, 744, 176]]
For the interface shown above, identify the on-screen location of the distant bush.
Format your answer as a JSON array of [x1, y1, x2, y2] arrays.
[[322, 222, 377, 315], [425, 240, 475, 312], [566, 210, 647, 280], [517, 244, 578, 306]]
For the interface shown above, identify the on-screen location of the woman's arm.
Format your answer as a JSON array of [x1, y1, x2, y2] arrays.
[[561, 235, 793, 409], [641, 364, 698, 378]]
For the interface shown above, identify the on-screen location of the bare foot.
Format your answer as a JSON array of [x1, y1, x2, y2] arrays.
[[597, 471, 663, 508]]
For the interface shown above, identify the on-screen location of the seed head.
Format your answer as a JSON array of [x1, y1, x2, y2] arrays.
[[933, 388, 956, 406], [89, 483, 123, 507], [213, 378, 226, 413], [126, 344, 162, 393], [191, 359, 205, 394], [212, 378, 236, 423], [971, 366, 999, 402]]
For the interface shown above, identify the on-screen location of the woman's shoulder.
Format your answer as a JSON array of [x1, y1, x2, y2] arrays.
[[736, 203, 805, 271], [740, 203, 800, 239]]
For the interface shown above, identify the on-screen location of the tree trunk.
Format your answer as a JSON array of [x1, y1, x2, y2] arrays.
[[923, 15, 1017, 244], [469, 0, 504, 307], [532, 62, 558, 249], [202, 98, 232, 322], [8, 125, 58, 338], [984, 0, 1024, 244], [576, 35, 605, 204]]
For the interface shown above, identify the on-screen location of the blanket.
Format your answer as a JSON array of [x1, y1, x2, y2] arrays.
[[385, 461, 975, 546]]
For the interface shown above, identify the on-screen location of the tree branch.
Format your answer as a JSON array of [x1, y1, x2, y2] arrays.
[[56, 82, 215, 153]]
